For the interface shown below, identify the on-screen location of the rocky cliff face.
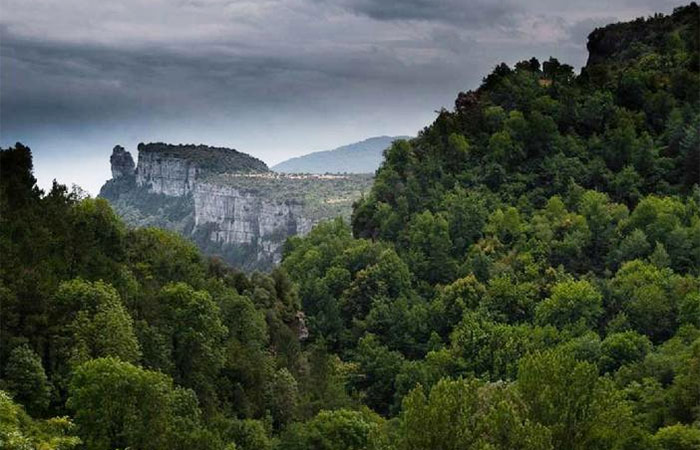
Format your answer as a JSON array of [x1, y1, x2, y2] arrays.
[[136, 151, 199, 196], [193, 182, 315, 265], [100, 143, 371, 270]]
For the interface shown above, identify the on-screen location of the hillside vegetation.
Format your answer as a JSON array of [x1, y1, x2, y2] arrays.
[[1, 4, 699, 450], [138, 142, 270, 173]]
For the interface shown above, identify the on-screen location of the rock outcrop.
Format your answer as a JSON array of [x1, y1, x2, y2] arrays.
[[136, 151, 199, 197], [100, 143, 372, 270], [110, 146, 135, 179]]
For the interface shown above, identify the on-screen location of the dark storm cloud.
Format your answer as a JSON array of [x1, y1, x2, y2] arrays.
[[1, 8, 475, 137], [324, 0, 519, 26]]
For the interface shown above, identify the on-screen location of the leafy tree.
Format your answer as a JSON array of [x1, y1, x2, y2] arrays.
[[518, 350, 640, 450], [652, 425, 700, 450], [150, 283, 227, 411], [398, 377, 552, 450], [535, 280, 603, 330], [668, 337, 700, 424], [609, 260, 693, 342], [266, 368, 299, 428], [67, 358, 207, 450], [282, 409, 385, 450], [0, 390, 80, 450], [405, 211, 457, 285], [350, 334, 404, 415], [51, 279, 140, 365], [430, 274, 485, 334], [599, 331, 652, 373], [451, 312, 559, 380], [218, 418, 275, 450], [482, 275, 538, 323], [2, 345, 51, 417]]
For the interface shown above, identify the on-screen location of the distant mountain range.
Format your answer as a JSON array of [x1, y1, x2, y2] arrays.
[[272, 135, 410, 174]]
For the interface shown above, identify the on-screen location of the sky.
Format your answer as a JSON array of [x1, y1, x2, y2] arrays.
[[0, 0, 682, 194]]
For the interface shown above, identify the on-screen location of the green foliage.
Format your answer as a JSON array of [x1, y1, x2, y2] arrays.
[[652, 425, 700, 450], [450, 312, 559, 380], [608, 260, 695, 342], [350, 334, 405, 415], [67, 357, 205, 450], [53, 279, 141, 366], [398, 378, 552, 450], [282, 408, 385, 450], [146, 282, 227, 410], [518, 350, 641, 450], [219, 419, 276, 450], [0, 390, 80, 450], [138, 142, 269, 173], [535, 280, 603, 330], [406, 211, 457, 285], [599, 331, 652, 373], [2, 346, 51, 417]]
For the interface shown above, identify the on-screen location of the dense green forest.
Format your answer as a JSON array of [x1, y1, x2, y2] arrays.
[[1, 4, 699, 449]]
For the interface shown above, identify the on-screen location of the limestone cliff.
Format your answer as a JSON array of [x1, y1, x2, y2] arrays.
[[110, 145, 135, 179], [135, 151, 199, 197], [100, 143, 372, 270]]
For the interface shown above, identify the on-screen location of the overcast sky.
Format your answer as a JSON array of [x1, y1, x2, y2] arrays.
[[0, 0, 681, 194]]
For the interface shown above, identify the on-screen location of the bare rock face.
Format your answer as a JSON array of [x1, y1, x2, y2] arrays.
[[136, 151, 198, 196], [193, 182, 315, 265], [295, 311, 309, 341], [110, 146, 135, 179]]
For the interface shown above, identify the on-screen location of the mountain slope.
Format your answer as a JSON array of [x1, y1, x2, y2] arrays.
[[272, 135, 410, 174], [281, 3, 700, 444], [353, 3, 700, 244]]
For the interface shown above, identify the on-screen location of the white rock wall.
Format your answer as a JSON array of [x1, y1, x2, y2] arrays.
[[132, 152, 317, 264], [136, 152, 198, 196], [193, 182, 313, 262]]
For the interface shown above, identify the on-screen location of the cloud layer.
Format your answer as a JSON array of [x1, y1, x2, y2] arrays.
[[0, 0, 681, 193]]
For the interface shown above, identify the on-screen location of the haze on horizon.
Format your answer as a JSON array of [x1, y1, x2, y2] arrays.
[[0, 0, 681, 194]]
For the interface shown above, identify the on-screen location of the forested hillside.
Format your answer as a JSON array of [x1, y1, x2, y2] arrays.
[[1, 4, 699, 450]]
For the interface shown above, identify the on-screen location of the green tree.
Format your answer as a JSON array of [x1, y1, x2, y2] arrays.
[[609, 260, 690, 342], [406, 211, 457, 285], [2, 345, 51, 417], [266, 368, 299, 428], [668, 337, 700, 424], [398, 377, 552, 450], [535, 280, 603, 330], [431, 274, 486, 334], [652, 425, 700, 450], [0, 390, 80, 450], [67, 358, 207, 450], [52, 279, 140, 366], [517, 350, 639, 450], [599, 331, 652, 373], [150, 283, 227, 411], [282, 409, 385, 450], [350, 334, 404, 415]]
